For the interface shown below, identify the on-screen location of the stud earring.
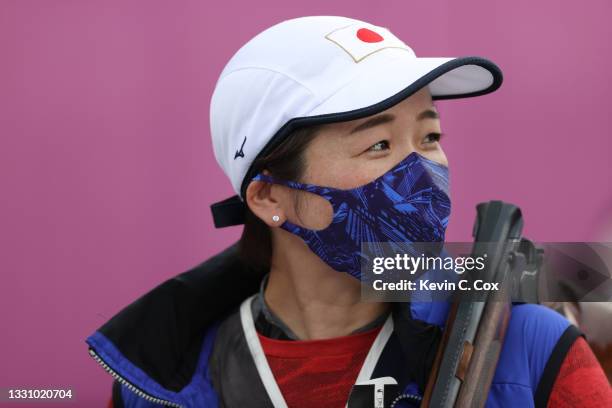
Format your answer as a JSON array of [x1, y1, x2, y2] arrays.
[[272, 215, 280, 223]]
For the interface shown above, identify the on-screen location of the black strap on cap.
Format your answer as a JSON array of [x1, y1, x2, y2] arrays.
[[210, 195, 246, 228]]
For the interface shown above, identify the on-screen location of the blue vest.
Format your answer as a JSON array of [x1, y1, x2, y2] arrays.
[[87, 301, 570, 407]]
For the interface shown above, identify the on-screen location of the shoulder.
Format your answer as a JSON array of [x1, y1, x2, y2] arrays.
[[509, 303, 570, 337], [492, 304, 580, 404]]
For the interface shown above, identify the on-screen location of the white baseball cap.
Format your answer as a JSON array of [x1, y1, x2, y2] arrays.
[[210, 15, 502, 227]]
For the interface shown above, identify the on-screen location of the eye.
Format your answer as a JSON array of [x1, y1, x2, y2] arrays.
[[423, 132, 443, 144], [367, 140, 390, 152]]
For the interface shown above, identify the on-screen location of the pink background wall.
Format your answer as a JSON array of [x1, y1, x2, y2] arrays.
[[1, 0, 611, 405]]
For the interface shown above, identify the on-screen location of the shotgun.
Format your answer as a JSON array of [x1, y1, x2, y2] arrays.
[[421, 201, 542, 408]]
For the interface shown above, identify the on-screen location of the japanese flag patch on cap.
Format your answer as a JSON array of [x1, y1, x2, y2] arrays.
[[209, 16, 503, 227], [325, 23, 413, 62]]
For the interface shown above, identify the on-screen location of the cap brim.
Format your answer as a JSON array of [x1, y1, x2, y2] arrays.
[[309, 55, 501, 117]]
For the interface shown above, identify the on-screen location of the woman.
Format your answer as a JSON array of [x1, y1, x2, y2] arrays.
[[87, 16, 611, 407]]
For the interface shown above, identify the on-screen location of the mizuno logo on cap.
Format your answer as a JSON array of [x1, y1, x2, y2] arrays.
[[234, 136, 246, 160], [325, 23, 413, 63]]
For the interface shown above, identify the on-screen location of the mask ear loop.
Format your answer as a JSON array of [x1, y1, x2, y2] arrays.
[[251, 174, 335, 197], [250, 173, 342, 232]]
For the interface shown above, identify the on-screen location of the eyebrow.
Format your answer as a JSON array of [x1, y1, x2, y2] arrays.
[[416, 108, 440, 121], [348, 108, 439, 135]]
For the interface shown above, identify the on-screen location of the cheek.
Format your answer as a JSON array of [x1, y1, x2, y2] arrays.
[[291, 191, 334, 230], [310, 159, 377, 190]]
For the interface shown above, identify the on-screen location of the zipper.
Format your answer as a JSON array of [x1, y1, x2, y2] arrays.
[[88, 348, 183, 408], [390, 392, 423, 408]]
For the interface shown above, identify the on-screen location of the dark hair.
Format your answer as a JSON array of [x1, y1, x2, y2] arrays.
[[239, 125, 322, 271]]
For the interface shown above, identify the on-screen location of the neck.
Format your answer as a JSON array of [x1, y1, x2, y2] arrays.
[[264, 231, 389, 340]]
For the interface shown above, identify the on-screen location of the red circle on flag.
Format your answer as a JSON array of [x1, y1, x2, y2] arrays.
[[356, 28, 383, 43]]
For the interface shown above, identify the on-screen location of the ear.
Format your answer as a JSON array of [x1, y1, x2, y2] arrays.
[[245, 179, 286, 227]]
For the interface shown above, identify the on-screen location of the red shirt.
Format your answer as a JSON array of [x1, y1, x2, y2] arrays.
[[547, 336, 612, 407], [258, 327, 381, 408]]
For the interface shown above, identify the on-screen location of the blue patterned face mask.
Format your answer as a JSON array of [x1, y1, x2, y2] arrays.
[[252, 152, 451, 279]]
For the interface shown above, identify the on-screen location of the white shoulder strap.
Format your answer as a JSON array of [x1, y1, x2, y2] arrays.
[[354, 314, 394, 384], [240, 295, 289, 408]]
